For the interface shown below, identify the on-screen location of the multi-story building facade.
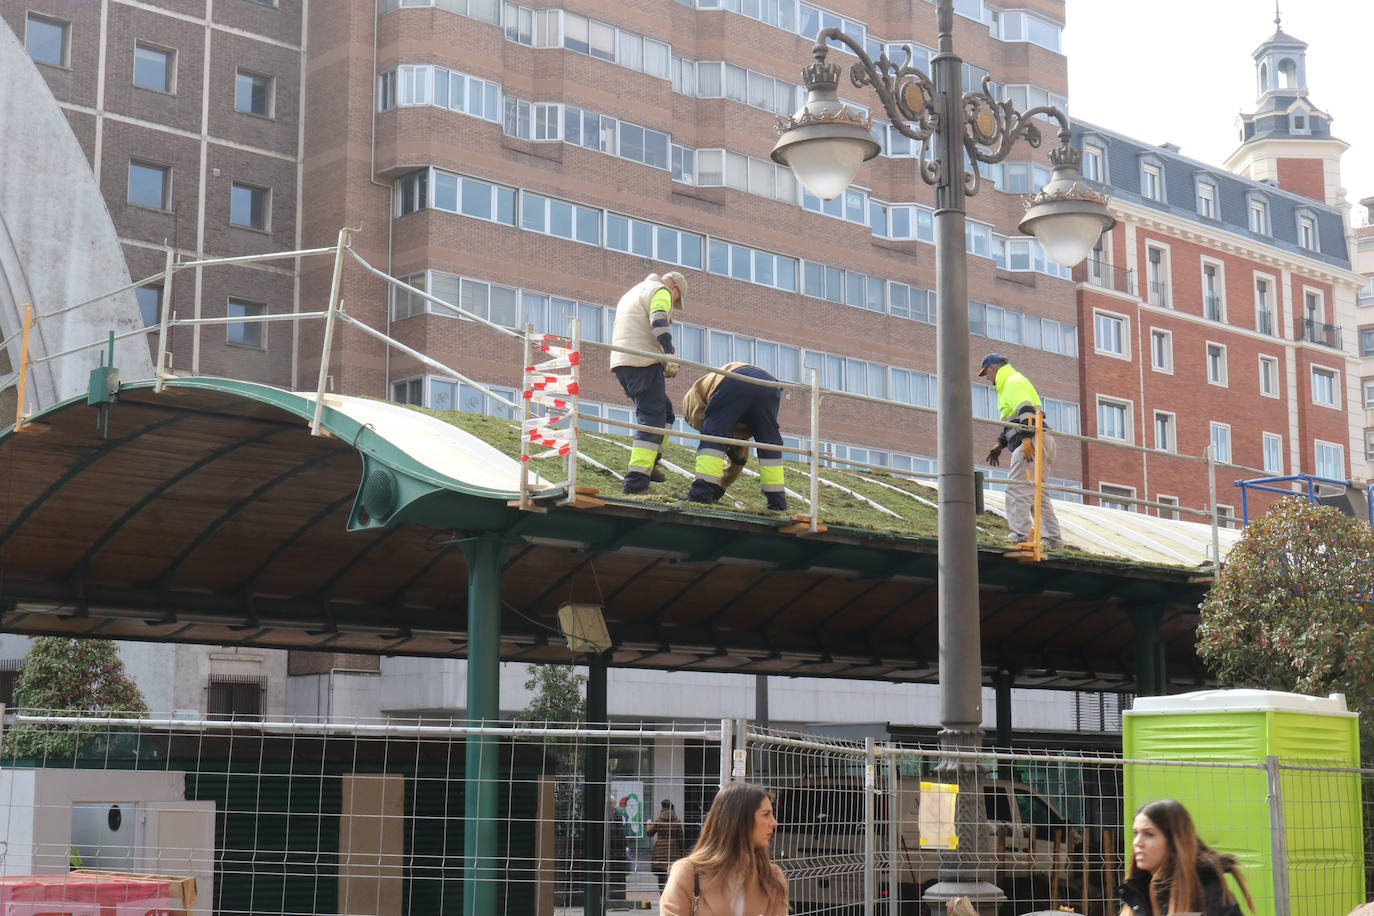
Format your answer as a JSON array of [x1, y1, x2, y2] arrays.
[[1072, 23, 1364, 524], [1355, 199, 1374, 470]]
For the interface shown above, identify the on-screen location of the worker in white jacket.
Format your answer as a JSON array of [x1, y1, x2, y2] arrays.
[[610, 270, 687, 493]]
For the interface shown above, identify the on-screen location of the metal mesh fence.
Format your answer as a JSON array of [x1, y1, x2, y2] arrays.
[[0, 713, 1370, 916]]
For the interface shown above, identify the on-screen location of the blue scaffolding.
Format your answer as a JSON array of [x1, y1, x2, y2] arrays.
[[1234, 473, 1374, 527]]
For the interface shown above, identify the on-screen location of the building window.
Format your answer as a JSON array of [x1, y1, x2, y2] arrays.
[[227, 298, 265, 348], [1248, 195, 1269, 234], [1153, 411, 1175, 453], [392, 377, 423, 405], [128, 160, 170, 210], [1361, 328, 1374, 357], [207, 676, 265, 721], [235, 70, 273, 116], [1262, 432, 1283, 474], [1155, 495, 1179, 520], [1254, 276, 1274, 335], [1082, 143, 1104, 182], [1140, 161, 1163, 201], [1206, 342, 1227, 386], [1365, 379, 1374, 409], [1201, 261, 1223, 321], [133, 43, 175, 92], [1150, 328, 1172, 372], [1100, 484, 1136, 511], [1216, 505, 1238, 529], [1297, 212, 1318, 250], [1210, 422, 1232, 464], [1311, 366, 1338, 406], [1094, 310, 1126, 357], [1360, 276, 1374, 308], [25, 14, 68, 67], [1258, 355, 1279, 398], [135, 286, 162, 328], [1145, 244, 1168, 307], [1314, 440, 1344, 480], [1366, 430, 1374, 463], [230, 183, 269, 230], [1097, 398, 1130, 441], [1195, 179, 1217, 219]]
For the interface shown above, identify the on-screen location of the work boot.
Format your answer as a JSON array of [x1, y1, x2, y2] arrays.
[[765, 492, 788, 512], [649, 457, 666, 483], [622, 472, 651, 494], [686, 481, 724, 505]]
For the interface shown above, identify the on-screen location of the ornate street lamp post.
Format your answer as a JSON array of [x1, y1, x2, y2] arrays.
[[771, 3, 1113, 913]]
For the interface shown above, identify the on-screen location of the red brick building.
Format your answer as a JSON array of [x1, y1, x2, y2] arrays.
[[1071, 21, 1363, 524]]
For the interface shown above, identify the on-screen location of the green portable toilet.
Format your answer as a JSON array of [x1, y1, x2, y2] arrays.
[[1122, 689, 1362, 916]]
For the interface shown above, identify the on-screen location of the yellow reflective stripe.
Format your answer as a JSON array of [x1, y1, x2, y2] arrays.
[[759, 464, 785, 487], [695, 453, 725, 481], [649, 287, 673, 321], [628, 445, 660, 473]]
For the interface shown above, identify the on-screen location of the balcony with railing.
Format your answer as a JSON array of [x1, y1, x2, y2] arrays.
[[1146, 280, 1168, 308], [1204, 293, 1222, 322], [1073, 260, 1133, 293], [1295, 317, 1342, 349], [1256, 310, 1275, 336]]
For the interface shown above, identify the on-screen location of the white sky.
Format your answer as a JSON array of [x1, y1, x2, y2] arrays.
[[1064, 0, 1374, 225]]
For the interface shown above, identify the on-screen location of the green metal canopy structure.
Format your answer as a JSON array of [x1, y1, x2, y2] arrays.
[[0, 377, 1209, 695]]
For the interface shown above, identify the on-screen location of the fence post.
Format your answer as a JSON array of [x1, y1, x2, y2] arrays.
[[518, 325, 533, 510], [310, 227, 351, 437], [887, 747, 900, 916], [564, 317, 581, 503], [1206, 445, 1220, 577], [809, 367, 821, 532], [719, 718, 734, 788], [154, 245, 175, 392], [1264, 754, 1292, 916], [864, 737, 876, 916]]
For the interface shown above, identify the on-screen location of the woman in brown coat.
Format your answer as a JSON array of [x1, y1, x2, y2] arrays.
[[647, 798, 687, 890], [659, 782, 788, 916]]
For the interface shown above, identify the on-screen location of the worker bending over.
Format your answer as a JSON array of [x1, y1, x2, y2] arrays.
[[682, 362, 787, 511]]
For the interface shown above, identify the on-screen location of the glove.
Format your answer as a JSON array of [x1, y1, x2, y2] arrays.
[[986, 444, 1003, 467], [664, 362, 680, 379]]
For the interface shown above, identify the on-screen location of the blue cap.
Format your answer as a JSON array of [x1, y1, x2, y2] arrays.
[[977, 353, 1006, 377]]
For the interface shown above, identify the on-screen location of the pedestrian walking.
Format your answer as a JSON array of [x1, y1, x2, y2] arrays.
[[659, 782, 787, 916], [1118, 798, 1254, 916], [646, 798, 686, 891]]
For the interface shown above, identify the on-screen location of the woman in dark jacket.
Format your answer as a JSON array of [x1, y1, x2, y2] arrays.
[[1118, 799, 1254, 916]]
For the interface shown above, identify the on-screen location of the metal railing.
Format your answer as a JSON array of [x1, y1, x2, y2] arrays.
[[1295, 317, 1342, 349], [1074, 261, 1132, 294], [2, 711, 1369, 916]]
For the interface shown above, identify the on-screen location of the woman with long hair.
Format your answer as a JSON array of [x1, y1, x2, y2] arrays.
[[659, 782, 788, 916], [1119, 799, 1254, 916]]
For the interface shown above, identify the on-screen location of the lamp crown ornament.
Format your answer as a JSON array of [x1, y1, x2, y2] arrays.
[[800, 57, 840, 92]]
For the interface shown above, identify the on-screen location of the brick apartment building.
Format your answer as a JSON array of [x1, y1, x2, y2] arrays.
[[1071, 22, 1364, 524]]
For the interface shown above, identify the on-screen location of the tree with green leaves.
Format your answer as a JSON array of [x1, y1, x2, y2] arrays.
[[1197, 497, 1374, 751], [2, 637, 148, 760]]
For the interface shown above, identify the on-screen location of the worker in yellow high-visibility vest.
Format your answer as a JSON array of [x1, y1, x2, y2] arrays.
[[681, 362, 787, 511], [977, 353, 1063, 549], [610, 270, 688, 494]]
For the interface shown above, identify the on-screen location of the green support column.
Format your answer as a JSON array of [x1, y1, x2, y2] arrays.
[[1128, 606, 1164, 697], [583, 650, 610, 915], [459, 536, 507, 916]]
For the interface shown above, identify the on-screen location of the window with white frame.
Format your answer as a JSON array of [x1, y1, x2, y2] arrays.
[[1201, 261, 1223, 321], [133, 43, 175, 93], [1150, 328, 1172, 372], [1314, 440, 1344, 480], [227, 298, 265, 348], [1195, 177, 1217, 219], [391, 377, 422, 406], [25, 14, 68, 67], [1145, 244, 1168, 307], [1096, 398, 1130, 441], [1099, 484, 1135, 511], [1297, 210, 1318, 250], [1364, 378, 1374, 409], [1082, 142, 1104, 182], [1262, 432, 1283, 474], [1254, 275, 1275, 335], [1094, 310, 1127, 357], [1216, 505, 1238, 529], [1366, 429, 1374, 462], [1360, 276, 1374, 308], [1156, 494, 1179, 520], [1361, 328, 1374, 357], [1209, 422, 1232, 464], [1303, 289, 1324, 327], [1086, 234, 1109, 286], [1259, 354, 1279, 398], [1311, 366, 1339, 406], [1153, 411, 1175, 453], [1206, 342, 1227, 386], [1248, 194, 1270, 234], [1140, 160, 1163, 201]]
